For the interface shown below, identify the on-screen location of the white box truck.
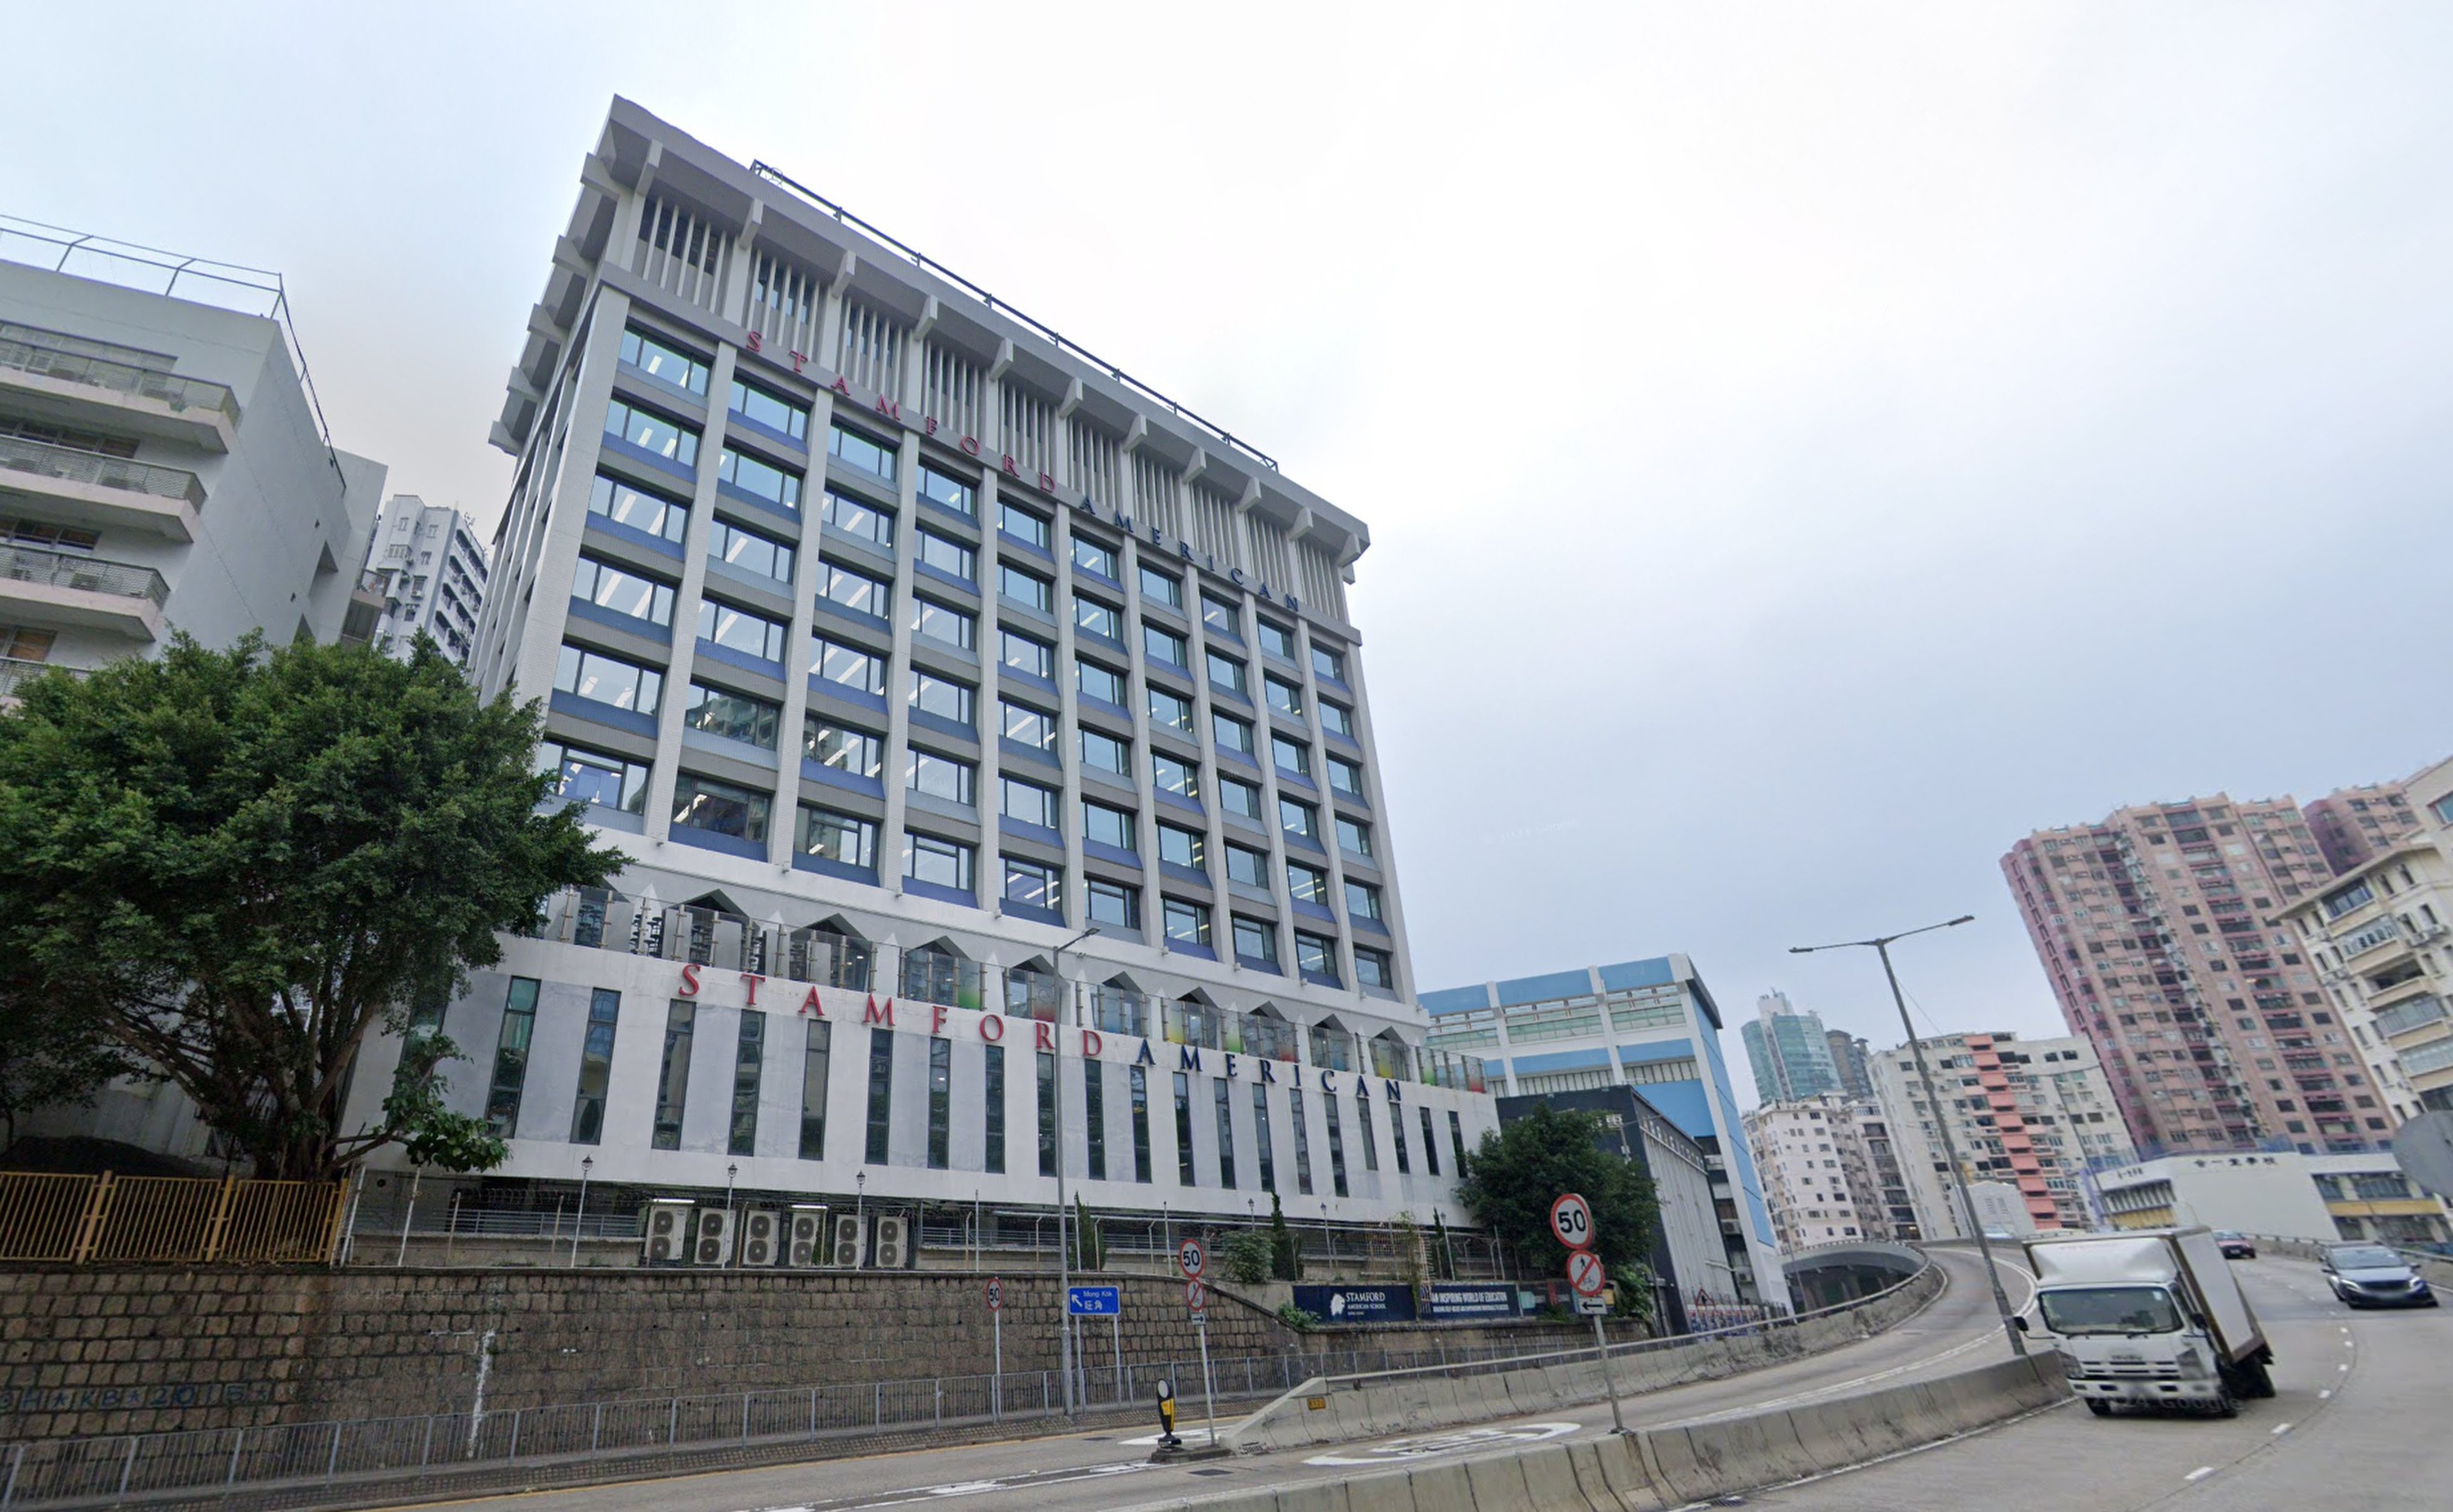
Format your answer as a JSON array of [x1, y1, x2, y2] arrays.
[[2017, 1227, 2274, 1417]]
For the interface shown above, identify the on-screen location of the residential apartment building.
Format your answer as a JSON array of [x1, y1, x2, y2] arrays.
[[1421, 955, 1784, 1305], [2003, 795, 2351, 1156], [1740, 990, 1842, 1104], [1870, 1030, 2131, 1237], [337, 101, 1492, 1256], [361, 495, 489, 664], [2302, 781, 2416, 876], [2277, 755, 2453, 1124], [0, 235, 383, 699], [2096, 1150, 2451, 1246], [1743, 1096, 1891, 1251], [1827, 1030, 1874, 1100]]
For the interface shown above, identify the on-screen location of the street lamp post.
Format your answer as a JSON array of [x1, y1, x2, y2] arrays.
[[1791, 915, 2026, 1357], [1048, 924, 1100, 1417], [569, 1157, 592, 1268]]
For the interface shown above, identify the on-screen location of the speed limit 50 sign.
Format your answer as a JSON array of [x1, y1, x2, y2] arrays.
[[1549, 1192, 1595, 1251]]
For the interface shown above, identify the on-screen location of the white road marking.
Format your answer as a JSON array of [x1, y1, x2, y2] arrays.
[[2339, 1363, 2351, 1372], [835, 1462, 1149, 1511], [2320, 1389, 2334, 1399], [1303, 1422, 1578, 1467], [2185, 1466, 2217, 1481], [2270, 1423, 2292, 1435]]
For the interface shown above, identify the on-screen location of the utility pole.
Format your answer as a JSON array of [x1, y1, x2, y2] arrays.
[[1049, 925, 1100, 1416], [1791, 915, 2026, 1357]]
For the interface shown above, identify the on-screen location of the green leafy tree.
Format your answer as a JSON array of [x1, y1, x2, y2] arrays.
[[1071, 1195, 1106, 1269], [1220, 1228, 1275, 1285], [0, 962, 137, 1149], [1269, 1192, 1300, 1281], [1453, 1103, 1657, 1276], [0, 635, 621, 1181]]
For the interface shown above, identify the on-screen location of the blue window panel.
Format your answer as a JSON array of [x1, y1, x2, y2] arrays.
[[997, 818, 1063, 849], [1216, 746, 1261, 773], [813, 598, 891, 633], [1634, 1081, 1716, 1142], [549, 689, 660, 739], [728, 410, 807, 453], [1596, 958, 1678, 992], [1155, 789, 1204, 817], [999, 739, 1060, 772], [1076, 694, 1131, 723], [998, 531, 1054, 562], [676, 828, 767, 862], [1619, 1038, 1695, 1065], [793, 853, 880, 887], [1351, 914, 1391, 938], [694, 640, 787, 682], [1292, 899, 1338, 924], [908, 708, 973, 742], [903, 878, 977, 909], [1172, 943, 1219, 963], [1496, 969, 1596, 1008], [716, 480, 800, 525], [999, 667, 1058, 698], [1283, 830, 1327, 857], [1299, 968, 1341, 988], [1075, 628, 1126, 657], [565, 597, 673, 643], [1418, 986, 1494, 1018], [915, 560, 975, 595], [1237, 955, 1283, 976], [1005, 898, 1064, 927], [808, 675, 888, 715], [1506, 1047, 1614, 1076], [1276, 769, 1317, 794], [584, 514, 685, 560], [1082, 839, 1142, 869], [800, 758, 885, 798], [1160, 861, 1208, 887], [600, 435, 697, 484]]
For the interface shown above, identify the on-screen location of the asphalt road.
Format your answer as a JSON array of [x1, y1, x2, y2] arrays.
[[380, 1245, 2035, 1512], [1743, 1254, 2453, 1511]]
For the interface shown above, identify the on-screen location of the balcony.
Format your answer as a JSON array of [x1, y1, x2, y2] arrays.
[[0, 435, 204, 540], [0, 545, 168, 639], [0, 656, 83, 703], [0, 328, 239, 452]]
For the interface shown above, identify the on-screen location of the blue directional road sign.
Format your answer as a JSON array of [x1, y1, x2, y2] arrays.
[[1068, 1285, 1121, 1316]]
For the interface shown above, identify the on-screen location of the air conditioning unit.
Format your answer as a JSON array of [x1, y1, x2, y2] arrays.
[[642, 1200, 694, 1265], [693, 1206, 735, 1266], [829, 1212, 866, 1268], [740, 1209, 781, 1266], [787, 1205, 830, 1267], [873, 1212, 909, 1269]]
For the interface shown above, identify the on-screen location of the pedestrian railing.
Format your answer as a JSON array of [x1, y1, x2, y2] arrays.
[[0, 1174, 345, 1265]]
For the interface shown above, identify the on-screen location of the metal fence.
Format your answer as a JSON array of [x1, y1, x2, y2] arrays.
[[0, 1174, 345, 1265]]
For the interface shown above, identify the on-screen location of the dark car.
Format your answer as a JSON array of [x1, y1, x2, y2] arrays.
[[2320, 1242, 2437, 1308], [2216, 1231, 2257, 1260]]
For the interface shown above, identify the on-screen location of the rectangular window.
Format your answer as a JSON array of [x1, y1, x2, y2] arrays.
[[1287, 863, 1330, 906], [918, 465, 976, 518], [999, 564, 1054, 615], [1297, 933, 1340, 985], [483, 978, 539, 1137], [1208, 651, 1248, 697], [1214, 712, 1255, 756], [1449, 1110, 1468, 1175], [864, 1028, 894, 1163], [1323, 1092, 1350, 1197], [908, 670, 975, 727], [1088, 878, 1141, 930], [1130, 1065, 1153, 1182], [911, 597, 976, 651], [1000, 500, 1050, 550], [1214, 1078, 1238, 1188], [1265, 676, 1303, 715], [1002, 776, 1060, 830], [805, 718, 883, 778], [730, 1009, 766, 1157], [540, 740, 651, 815], [1202, 593, 1239, 636], [1321, 702, 1355, 739], [1153, 751, 1202, 805], [927, 1036, 952, 1169], [1290, 1088, 1315, 1195], [1000, 628, 1054, 679], [1391, 1099, 1411, 1174], [1149, 685, 1194, 734], [1356, 946, 1396, 990], [605, 397, 699, 466], [1078, 659, 1127, 706], [1005, 856, 1062, 914], [570, 989, 620, 1145], [1038, 1050, 1059, 1178], [683, 682, 781, 748], [718, 446, 802, 512], [1329, 757, 1365, 797], [1164, 897, 1212, 947], [652, 1000, 696, 1150], [1081, 727, 1130, 775], [918, 528, 976, 583], [571, 555, 676, 626], [812, 637, 887, 695], [1273, 734, 1311, 778], [1159, 824, 1205, 869], [1258, 621, 1296, 661], [1173, 1071, 1198, 1184], [707, 517, 796, 584], [1139, 565, 1184, 608], [555, 643, 663, 714], [1420, 1106, 1442, 1177], [1281, 797, 1318, 842], [1076, 597, 1123, 640], [622, 327, 710, 394], [672, 773, 771, 842], [1312, 643, 1346, 682], [1226, 844, 1268, 888], [830, 422, 897, 481], [1143, 624, 1188, 669], [1002, 700, 1057, 753], [905, 830, 976, 891], [820, 488, 894, 548], [699, 597, 790, 661], [820, 563, 893, 621], [1082, 801, 1136, 851], [1251, 1084, 1278, 1192], [799, 805, 878, 868], [1345, 880, 1384, 923], [906, 749, 977, 805], [1336, 816, 1374, 858], [589, 474, 688, 542], [1220, 778, 1262, 821], [1084, 1060, 1108, 1181], [1073, 536, 1118, 579], [798, 1019, 832, 1160], [728, 376, 809, 439], [1233, 916, 1278, 966], [1354, 1091, 1380, 1172], [984, 1044, 1007, 1174]]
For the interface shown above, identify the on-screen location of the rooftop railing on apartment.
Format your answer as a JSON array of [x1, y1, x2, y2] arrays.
[[0, 330, 239, 425], [0, 543, 168, 605], [0, 433, 204, 504]]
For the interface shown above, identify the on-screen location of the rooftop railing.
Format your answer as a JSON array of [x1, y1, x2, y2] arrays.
[[0, 543, 168, 605], [0, 330, 240, 425], [0, 432, 204, 504]]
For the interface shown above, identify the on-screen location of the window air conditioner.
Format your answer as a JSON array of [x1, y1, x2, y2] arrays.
[[829, 1212, 866, 1269], [740, 1209, 781, 1266], [693, 1206, 735, 1266], [787, 1205, 829, 1268], [642, 1200, 694, 1265], [872, 1213, 909, 1269]]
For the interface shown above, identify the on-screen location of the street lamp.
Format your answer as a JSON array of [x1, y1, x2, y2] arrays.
[[1791, 915, 2026, 1357], [1048, 924, 1100, 1417], [855, 1171, 866, 1263], [569, 1156, 592, 1268]]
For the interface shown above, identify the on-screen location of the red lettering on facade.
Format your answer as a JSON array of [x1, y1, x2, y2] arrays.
[[930, 1003, 949, 1035], [788, 350, 806, 374], [745, 329, 763, 353], [924, 415, 939, 436], [678, 963, 701, 997], [740, 973, 763, 1006], [1002, 454, 1020, 476], [1035, 1021, 1055, 1051], [980, 1014, 1005, 1042], [1081, 1029, 1104, 1059], [800, 985, 825, 1017], [960, 436, 981, 458], [1038, 472, 1056, 494], [831, 376, 852, 397], [863, 995, 894, 1026], [874, 395, 900, 421]]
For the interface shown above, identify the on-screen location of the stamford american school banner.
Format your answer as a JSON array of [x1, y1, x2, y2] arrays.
[[1292, 1283, 1528, 1322]]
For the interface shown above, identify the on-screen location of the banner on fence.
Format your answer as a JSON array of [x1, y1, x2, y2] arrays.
[[1423, 1282, 1523, 1320], [1292, 1284, 1417, 1323]]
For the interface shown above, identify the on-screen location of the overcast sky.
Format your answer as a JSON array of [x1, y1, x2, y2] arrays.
[[9, 4, 2451, 1092]]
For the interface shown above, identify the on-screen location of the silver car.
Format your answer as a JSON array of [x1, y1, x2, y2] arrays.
[[2319, 1242, 2438, 1309]]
